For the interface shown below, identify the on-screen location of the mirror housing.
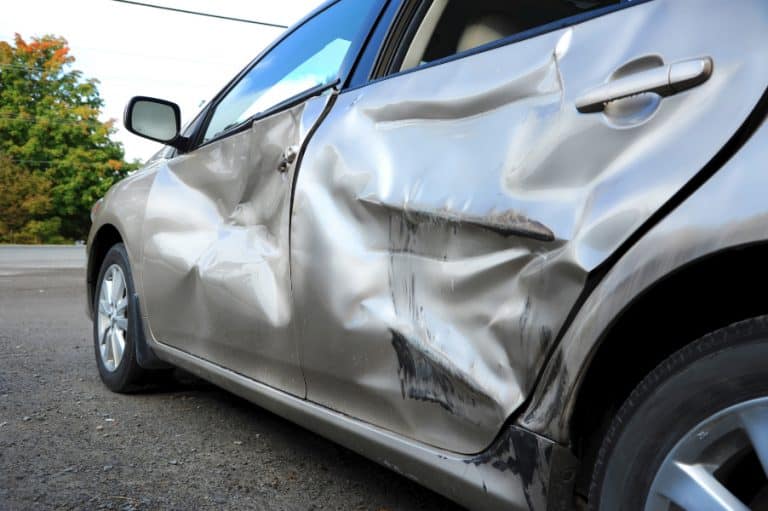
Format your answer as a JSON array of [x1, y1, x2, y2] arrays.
[[124, 96, 185, 149]]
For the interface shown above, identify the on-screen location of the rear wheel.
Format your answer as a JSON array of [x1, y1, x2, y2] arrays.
[[93, 243, 148, 392], [589, 317, 768, 510]]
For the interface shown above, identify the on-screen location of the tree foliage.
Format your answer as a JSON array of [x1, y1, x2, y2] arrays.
[[0, 154, 59, 243], [0, 34, 137, 243]]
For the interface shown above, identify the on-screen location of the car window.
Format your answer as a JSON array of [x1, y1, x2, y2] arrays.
[[203, 0, 375, 144], [398, 0, 620, 72]]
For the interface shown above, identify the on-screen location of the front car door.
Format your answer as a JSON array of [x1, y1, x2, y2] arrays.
[[291, 0, 768, 453], [140, 0, 381, 397]]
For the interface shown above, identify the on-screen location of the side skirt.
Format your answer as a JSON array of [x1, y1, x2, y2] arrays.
[[150, 340, 576, 511]]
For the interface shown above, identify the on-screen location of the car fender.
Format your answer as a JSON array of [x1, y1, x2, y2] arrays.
[[86, 162, 161, 318], [519, 115, 768, 443]]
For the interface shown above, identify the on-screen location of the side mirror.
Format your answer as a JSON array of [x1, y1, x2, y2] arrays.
[[124, 96, 183, 147]]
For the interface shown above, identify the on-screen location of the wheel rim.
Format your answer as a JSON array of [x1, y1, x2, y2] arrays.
[[97, 264, 128, 372], [646, 397, 768, 511]]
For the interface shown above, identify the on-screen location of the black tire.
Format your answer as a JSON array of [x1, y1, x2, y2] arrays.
[[589, 316, 768, 510], [93, 243, 147, 392]]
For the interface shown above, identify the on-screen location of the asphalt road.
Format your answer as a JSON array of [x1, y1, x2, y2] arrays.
[[0, 246, 461, 511]]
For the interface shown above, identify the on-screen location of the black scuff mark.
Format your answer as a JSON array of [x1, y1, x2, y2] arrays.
[[386, 215, 398, 312], [390, 329, 486, 416], [540, 326, 553, 348], [403, 207, 555, 242], [522, 349, 569, 431], [519, 296, 532, 346], [388, 212, 490, 418], [465, 427, 552, 511], [363, 197, 555, 242]]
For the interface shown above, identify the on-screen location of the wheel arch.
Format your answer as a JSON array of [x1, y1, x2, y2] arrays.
[[86, 224, 124, 317], [569, 242, 768, 497], [87, 222, 169, 370]]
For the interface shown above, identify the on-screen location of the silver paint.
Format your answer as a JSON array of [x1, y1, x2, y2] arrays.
[[291, 0, 768, 453], [137, 95, 332, 397], [87, 163, 158, 309], [520, 115, 768, 443]]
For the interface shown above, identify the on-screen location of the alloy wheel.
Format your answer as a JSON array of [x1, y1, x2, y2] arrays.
[[97, 264, 129, 372], [646, 397, 768, 511]]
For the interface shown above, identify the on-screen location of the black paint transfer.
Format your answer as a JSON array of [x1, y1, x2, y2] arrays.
[[390, 329, 486, 416]]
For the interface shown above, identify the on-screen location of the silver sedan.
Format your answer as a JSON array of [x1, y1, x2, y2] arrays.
[[86, 0, 768, 509]]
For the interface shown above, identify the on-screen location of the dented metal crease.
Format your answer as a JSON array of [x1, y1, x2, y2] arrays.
[[361, 197, 555, 241], [292, 28, 573, 453], [139, 96, 332, 398], [291, 0, 768, 455]]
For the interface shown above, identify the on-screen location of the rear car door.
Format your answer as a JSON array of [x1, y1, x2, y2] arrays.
[[290, 0, 768, 452], [140, 0, 380, 397]]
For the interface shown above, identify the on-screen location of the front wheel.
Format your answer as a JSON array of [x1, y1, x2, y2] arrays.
[[590, 317, 768, 510], [93, 243, 148, 392]]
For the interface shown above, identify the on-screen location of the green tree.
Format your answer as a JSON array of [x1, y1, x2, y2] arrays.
[[0, 154, 62, 243], [0, 34, 137, 242]]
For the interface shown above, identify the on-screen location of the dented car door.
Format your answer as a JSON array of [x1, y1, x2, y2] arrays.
[[139, 0, 379, 397], [290, 0, 768, 453], [140, 99, 329, 397]]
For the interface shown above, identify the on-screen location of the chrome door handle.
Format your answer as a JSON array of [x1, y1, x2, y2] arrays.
[[576, 57, 713, 114], [277, 145, 299, 173]]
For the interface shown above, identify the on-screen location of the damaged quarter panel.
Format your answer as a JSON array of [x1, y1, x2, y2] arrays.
[[141, 96, 331, 397], [520, 115, 768, 444], [87, 163, 160, 315], [291, 0, 768, 454]]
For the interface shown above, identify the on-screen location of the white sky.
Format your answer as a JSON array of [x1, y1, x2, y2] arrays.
[[2, 0, 325, 161]]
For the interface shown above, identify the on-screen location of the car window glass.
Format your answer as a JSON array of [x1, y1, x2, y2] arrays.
[[399, 0, 620, 72], [203, 0, 374, 143]]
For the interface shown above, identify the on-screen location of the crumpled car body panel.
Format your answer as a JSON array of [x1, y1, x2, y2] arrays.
[[139, 96, 331, 397], [291, 0, 768, 453], [520, 110, 768, 444]]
